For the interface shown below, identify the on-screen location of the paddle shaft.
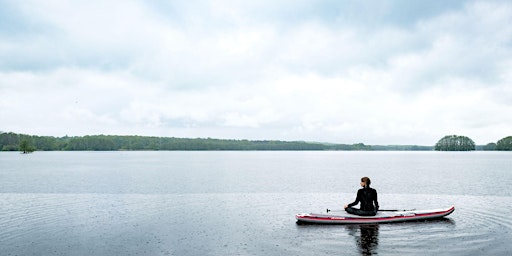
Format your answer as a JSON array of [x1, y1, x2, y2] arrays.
[[378, 209, 415, 212], [326, 208, 414, 213]]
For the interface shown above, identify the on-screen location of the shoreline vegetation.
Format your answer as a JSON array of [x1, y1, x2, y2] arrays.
[[0, 132, 429, 151], [1, 132, 510, 152]]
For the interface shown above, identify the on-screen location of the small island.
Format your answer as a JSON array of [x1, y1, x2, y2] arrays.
[[434, 135, 475, 151]]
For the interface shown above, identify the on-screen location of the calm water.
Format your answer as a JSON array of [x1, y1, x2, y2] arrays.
[[1, 151, 511, 255]]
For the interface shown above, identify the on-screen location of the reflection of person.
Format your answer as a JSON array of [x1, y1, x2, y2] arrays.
[[344, 177, 379, 216], [358, 225, 379, 255]]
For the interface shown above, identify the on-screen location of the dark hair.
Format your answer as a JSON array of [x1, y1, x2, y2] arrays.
[[361, 177, 371, 187]]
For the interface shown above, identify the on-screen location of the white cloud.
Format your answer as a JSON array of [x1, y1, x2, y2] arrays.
[[1, 0, 512, 144]]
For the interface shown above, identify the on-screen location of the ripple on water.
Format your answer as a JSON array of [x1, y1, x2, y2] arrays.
[[362, 195, 512, 255], [1, 193, 511, 255], [448, 197, 512, 254], [0, 194, 80, 242], [0, 193, 182, 255], [290, 193, 512, 255]]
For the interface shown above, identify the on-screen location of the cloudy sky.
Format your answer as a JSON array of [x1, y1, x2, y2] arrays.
[[1, 0, 511, 145]]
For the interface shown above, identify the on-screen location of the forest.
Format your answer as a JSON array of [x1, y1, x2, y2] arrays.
[[0, 132, 373, 151]]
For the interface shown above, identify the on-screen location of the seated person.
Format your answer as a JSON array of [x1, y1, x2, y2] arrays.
[[344, 177, 379, 216]]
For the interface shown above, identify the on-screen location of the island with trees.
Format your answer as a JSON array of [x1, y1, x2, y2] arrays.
[[434, 135, 475, 151]]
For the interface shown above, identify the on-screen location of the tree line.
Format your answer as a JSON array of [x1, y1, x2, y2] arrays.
[[481, 136, 512, 151], [0, 132, 372, 151], [434, 135, 512, 151], [3, 132, 510, 152]]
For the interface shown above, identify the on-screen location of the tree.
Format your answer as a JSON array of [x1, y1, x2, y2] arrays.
[[19, 139, 35, 153], [1, 132, 18, 150], [482, 143, 497, 151], [434, 135, 475, 151], [496, 136, 512, 151]]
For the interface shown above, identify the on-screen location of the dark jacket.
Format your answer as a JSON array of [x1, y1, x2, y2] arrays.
[[348, 187, 379, 212]]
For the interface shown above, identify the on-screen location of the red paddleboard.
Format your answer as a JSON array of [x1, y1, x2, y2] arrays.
[[296, 206, 455, 224]]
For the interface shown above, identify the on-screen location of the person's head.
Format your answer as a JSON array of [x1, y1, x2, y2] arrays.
[[360, 177, 371, 188]]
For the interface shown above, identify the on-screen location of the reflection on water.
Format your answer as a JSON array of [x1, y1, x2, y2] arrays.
[[346, 218, 457, 255], [297, 217, 457, 256], [347, 224, 379, 256]]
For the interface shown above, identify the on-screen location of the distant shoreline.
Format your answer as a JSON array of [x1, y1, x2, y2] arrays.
[[0, 132, 496, 151], [0, 132, 440, 151], [1, 132, 494, 151]]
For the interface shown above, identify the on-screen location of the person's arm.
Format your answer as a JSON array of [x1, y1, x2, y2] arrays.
[[346, 190, 361, 208], [374, 190, 379, 211]]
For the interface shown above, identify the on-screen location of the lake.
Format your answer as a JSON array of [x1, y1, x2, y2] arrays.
[[1, 151, 511, 255]]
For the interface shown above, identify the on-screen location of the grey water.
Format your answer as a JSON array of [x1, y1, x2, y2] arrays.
[[0, 151, 511, 255]]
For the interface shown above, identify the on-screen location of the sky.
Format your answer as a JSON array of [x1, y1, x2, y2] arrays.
[[1, 0, 511, 145]]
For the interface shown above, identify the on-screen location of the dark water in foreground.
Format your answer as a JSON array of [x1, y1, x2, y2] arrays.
[[1, 151, 511, 255]]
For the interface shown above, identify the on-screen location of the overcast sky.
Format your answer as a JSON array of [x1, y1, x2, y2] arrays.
[[1, 0, 511, 145]]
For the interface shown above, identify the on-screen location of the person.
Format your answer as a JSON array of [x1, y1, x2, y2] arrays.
[[344, 177, 379, 216]]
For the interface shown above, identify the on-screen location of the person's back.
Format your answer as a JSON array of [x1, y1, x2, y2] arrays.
[[359, 186, 378, 212], [344, 177, 379, 216]]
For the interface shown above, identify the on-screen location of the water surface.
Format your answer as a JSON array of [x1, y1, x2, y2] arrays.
[[1, 151, 511, 255]]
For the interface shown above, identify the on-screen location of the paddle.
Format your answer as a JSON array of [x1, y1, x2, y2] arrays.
[[378, 209, 415, 212], [326, 208, 415, 213]]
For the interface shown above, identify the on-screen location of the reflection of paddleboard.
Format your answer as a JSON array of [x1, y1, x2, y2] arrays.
[[296, 205, 455, 224]]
